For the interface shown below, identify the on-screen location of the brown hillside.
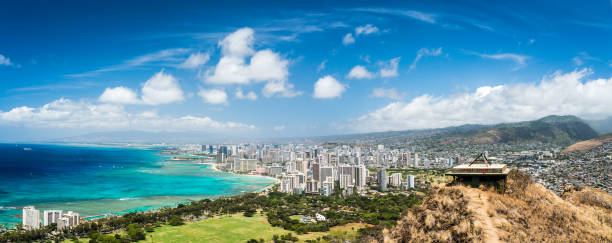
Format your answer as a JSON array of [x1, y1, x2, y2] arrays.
[[562, 133, 612, 154], [384, 171, 612, 243]]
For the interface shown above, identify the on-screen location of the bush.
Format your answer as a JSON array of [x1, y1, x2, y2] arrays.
[[168, 216, 184, 226], [243, 208, 256, 217], [126, 224, 146, 241]]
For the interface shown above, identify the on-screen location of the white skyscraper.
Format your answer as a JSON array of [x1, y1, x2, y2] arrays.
[[22, 206, 40, 229], [406, 174, 415, 189], [391, 173, 402, 187], [57, 211, 80, 230], [339, 174, 352, 189], [43, 210, 62, 226]]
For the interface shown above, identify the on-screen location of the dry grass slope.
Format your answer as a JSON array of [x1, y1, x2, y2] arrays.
[[385, 170, 612, 242], [561, 133, 612, 154], [383, 185, 483, 243], [487, 171, 612, 242]]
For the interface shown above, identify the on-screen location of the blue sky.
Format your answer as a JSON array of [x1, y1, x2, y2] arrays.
[[1, 0, 612, 141]]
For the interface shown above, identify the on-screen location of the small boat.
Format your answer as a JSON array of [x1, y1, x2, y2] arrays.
[[23, 147, 32, 151]]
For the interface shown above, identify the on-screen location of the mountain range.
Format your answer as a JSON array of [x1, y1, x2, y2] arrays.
[[35, 115, 601, 146]]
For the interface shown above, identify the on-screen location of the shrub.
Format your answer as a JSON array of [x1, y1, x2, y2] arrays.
[[168, 216, 184, 226]]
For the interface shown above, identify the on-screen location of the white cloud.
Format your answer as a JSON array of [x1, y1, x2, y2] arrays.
[[219, 27, 255, 58], [274, 125, 285, 131], [352, 69, 612, 132], [98, 71, 184, 106], [355, 24, 379, 36], [69, 48, 190, 77], [379, 57, 401, 77], [99, 86, 141, 104], [0, 98, 253, 132], [572, 52, 599, 66], [410, 47, 442, 70], [262, 80, 302, 98], [347, 65, 375, 79], [0, 54, 15, 67], [351, 8, 436, 24], [205, 27, 300, 97], [198, 89, 228, 105], [179, 52, 210, 69], [235, 89, 258, 100], [313, 76, 346, 99], [469, 51, 530, 70], [317, 59, 327, 72], [141, 70, 185, 105], [573, 56, 584, 66], [342, 33, 355, 45], [371, 88, 403, 100]]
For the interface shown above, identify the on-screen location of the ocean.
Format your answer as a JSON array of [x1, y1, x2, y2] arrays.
[[0, 143, 276, 227]]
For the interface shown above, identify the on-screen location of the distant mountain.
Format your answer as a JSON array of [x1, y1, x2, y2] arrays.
[[586, 116, 612, 134], [561, 133, 612, 154], [461, 115, 599, 145], [320, 115, 599, 146]]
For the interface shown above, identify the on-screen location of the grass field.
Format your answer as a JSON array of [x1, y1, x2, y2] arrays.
[[136, 213, 366, 243], [63, 213, 366, 243]]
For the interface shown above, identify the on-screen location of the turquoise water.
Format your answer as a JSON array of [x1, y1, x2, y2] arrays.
[[0, 144, 276, 227]]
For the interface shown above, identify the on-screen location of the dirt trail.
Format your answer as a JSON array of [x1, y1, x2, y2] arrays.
[[463, 188, 501, 243]]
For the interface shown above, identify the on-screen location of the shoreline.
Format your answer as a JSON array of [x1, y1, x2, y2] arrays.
[[1, 147, 278, 228]]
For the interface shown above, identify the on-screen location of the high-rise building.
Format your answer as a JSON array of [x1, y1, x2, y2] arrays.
[[406, 174, 415, 189], [57, 211, 79, 230], [43, 210, 62, 226], [377, 169, 387, 192], [319, 166, 336, 183], [22, 206, 40, 229], [312, 162, 320, 181], [354, 165, 367, 189], [266, 165, 283, 176], [391, 173, 402, 187], [339, 174, 352, 189]]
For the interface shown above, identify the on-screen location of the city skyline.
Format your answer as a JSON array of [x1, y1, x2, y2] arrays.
[[2, 0, 612, 141]]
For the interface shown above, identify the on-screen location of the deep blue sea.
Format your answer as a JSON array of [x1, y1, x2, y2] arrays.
[[0, 144, 275, 227]]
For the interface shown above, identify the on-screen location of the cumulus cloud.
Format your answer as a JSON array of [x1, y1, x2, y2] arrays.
[[343, 24, 380, 45], [347, 65, 375, 79], [205, 27, 299, 97], [99, 86, 141, 104], [0, 98, 253, 132], [179, 52, 210, 69], [274, 125, 285, 131], [141, 71, 185, 105], [235, 89, 258, 100], [352, 69, 612, 132], [98, 71, 184, 105], [313, 76, 346, 99], [410, 47, 442, 70], [371, 88, 404, 100], [0, 54, 15, 67], [198, 89, 228, 105], [342, 33, 355, 45], [355, 24, 379, 36], [379, 57, 401, 77]]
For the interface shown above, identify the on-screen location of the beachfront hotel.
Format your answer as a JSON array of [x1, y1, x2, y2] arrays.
[[22, 206, 40, 229], [43, 210, 62, 226]]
